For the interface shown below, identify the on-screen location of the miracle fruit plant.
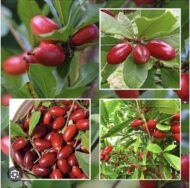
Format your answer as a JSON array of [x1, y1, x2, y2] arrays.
[[100, 99, 180, 179], [10, 100, 90, 179], [100, 9, 180, 89]]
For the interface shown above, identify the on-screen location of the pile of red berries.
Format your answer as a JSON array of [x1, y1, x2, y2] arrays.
[[11, 100, 90, 179], [107, 40, 176, 65], [100, 146, 113, 162], [3, 15, 98, 75]]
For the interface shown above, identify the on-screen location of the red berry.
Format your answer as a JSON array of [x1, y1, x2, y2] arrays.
[[147, 119, 157, 129], [173, 133, 180, 143], [135, 0, 155, 6], [71, 24, 98, 46], [43, 112, 52, 125], [23, 117, 30, 129], [146, 40, 176, 60], [70, 109, 86, 122], [71, 166, 84, 178], [23, 151, 34, 170], [132, 164, 137, 169], [139, 180, 157, 188], [57, 145, 73, 159], [51, 132, 63, 150], [21, 51, 37, 64], [104, 155, 111, 162], [30, 15, 59, 35], [3, 55, 28, 75], [171, 112, 180, 122], [171, 123, 180, 133], [126, 168, 131, 174], [1, 94, 12, 106], [49, 106, 66, 117], [33, 139, 51, 151], [63, 125, 77, 142], [57, 159, 69, 173], [142, 123, 149, 133], [100, 153, 105, 161], [32, 124, 47, 139], [34, 43, 65, 66], [1, 136, 10, 156], [13, 151, 24, 166], [39, 153, 57, 167], [107, 43, 132, 64], [68, 154, 78, 166], [133, 45, 150, 64], [76, 119, 89, 131], [176, 73, 189, 102], [12, 137, 27, 151], [181, 155, 189, 181], [45, 131, 54, 141], [32, 164, 50, 177], [115, 90, 140, 98], [50, 168, 63, 179], [131, 119, 143, 128], [139, 153, 143, 160], [102, 146, 113, 155], [52, 116, 65, 130], [101, 9, 115, 17], [153, 130, 166, 139]]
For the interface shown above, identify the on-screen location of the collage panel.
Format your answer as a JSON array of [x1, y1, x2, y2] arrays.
[[100, 99, 181, 180], [9, 99, 90, 180]]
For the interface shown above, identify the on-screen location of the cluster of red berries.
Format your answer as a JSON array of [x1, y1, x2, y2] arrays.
[[3, 15, 98, 75], [100, 146, 113, 162], [107, 40, 176, 65], [130, 112, 180, 142], [11, 100, 89, 179]]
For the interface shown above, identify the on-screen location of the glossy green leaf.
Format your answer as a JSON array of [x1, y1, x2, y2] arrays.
[[147, 143, 162, 153], [163, 153, 180, 171], [28, 111, 41, 135], [163, 166, 172, 179], [164, 144, 177, 152], [156, 123, 171, 131], [81, 131, 89, 149], [11, 122, 27, 137], [100, 100, 109, 126]]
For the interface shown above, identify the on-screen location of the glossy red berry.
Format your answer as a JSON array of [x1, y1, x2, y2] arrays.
[[107, 43, 132, 64], [13, 151, 24, 166], [49, 106, 66, 117], [32, 124, 47, 139], [76, 119, 89, 131], [135, 0, 155, 6], [1, 136, 10, 156], [102, 146, 113, 155], [51, 132, 63, 150], [33, 139, 51, 151], [126, 168, 131, 174], [57, 145, 73, 159], [39, 153, 56, 167], [12, 137, 27, 151], [101, 9, 115, 17], [50, 168, 63, 179], [1, 94, 12, 106], [146, 40, 176, 60], [139, 180, 157, 188], [52, 116, 65, 130], [104, 155, 111, 162], [68, 154, 78, 167], [181, 155, 189, 181], [3, 55, 28, 75], [147, 119, 157, 129], [133, 45, 150, 64], [115, 90, 140, 98], [176, 73, 189, 102], [171, 123, 180, 133], [63, 125, 77, 142], [153, 130, 166, 139], [34, 43, 65, 66], [71, 166, 84, 178], [23, 151, 34, 170], [43, 112, 52, 125], [171, 112, 180, 122], [131, 119, 143, 128], [173, 133, 180, 143], [71, 24, 98, 46], [70, 109, 86, 122], [32, 164, 50, 177], [142, 123, 149, 133], [57, 159, 69, 173], [30, 15, 59, 35]]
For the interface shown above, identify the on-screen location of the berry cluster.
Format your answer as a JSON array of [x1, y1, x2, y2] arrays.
[[100, 146, 113, 162], [3, 15, 98, 75], [107, 40, 176, 65], [11, 100, 90, 179]]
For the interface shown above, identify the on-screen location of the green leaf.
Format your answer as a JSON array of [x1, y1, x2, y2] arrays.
[[101, 163, 118, 179], [28, 64, 56, 98], [156, 123, 171, 131], [101, 12, 133, 38], [141, 10, 166, 18], [17, 0, 41, 46], [123, 55, 148, 88], [72, 63, 98, 88], [130, 168, 139, 179], [160, 68, 179, 88], [141, 68, 157, 88], [135, 10, 178, 39], [163, 166, 172, 179], [133, 137, 142, 153], [146, 100, 179, 114], [164, 144, 177, 152], [1, 107, 9, 130], [81, 131, 89, 149], [147, 143, 162, 153], [100, 100, 109, 126], [28, 111, 41, 136], [75, 151, 89, 176], [42, 101, 51, 107], [105, 100, 120, 116], [11, 122, 27, 137], [163, 153, 180, 171], [56, 87, 87, 98], [91, 114, 99, 146], [52, 0, 72, 25]]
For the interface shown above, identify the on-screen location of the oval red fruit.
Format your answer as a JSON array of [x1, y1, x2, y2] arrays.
[[102, 146, 113, 155], [70, 109, 86, 122], [32, 164, 50, 177], [76, 119, 89, 131], [71, 166, 84, 178], [107, 43, 132, 64], [51, 132, 63, 150], [49, 106, 66, 117], [52, 116, 65, 130], [32, 124, 47, 139], [12, 137, 27, 151], [171, 123, 180, 133], [43, 112, 52, 125], [173, 133, 180, 143], [131, 119, 143, 128], [57, 145, 73, 159], [39, 153, 57, 167], [133, 45, 150, 64], [71, 24, 99, 46], [147, 119, 157, 129], [153, 130, 166, 139], [68, 154, 78, 167], [33, 139, 51, 151], [63, 125, 77, 142], [1, 94, 12, 106], [115, 90, 140, 98], [171, 112, 180, 122], [13, 151, 24, 166], [139, 180, 157, 188], [24, 151, 34, 169], [57, 159, 69, 173], [50, 168, 63, 179], [104, 155, 111, 162]]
